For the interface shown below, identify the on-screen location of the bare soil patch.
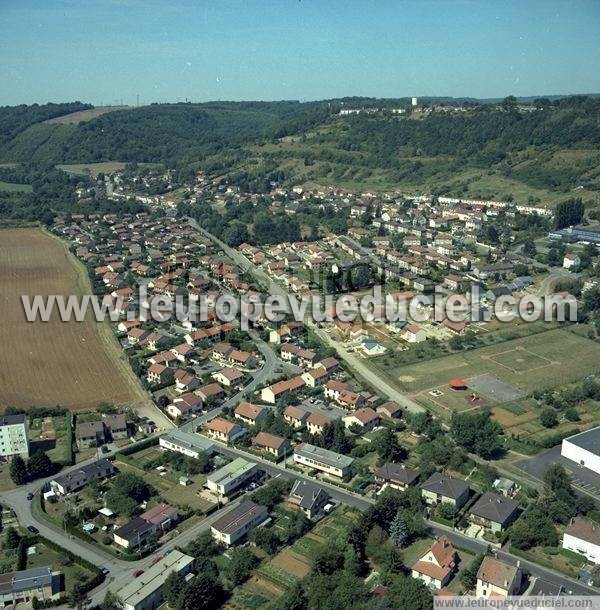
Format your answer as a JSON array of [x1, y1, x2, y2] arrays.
[[0, 228, 150, 411]]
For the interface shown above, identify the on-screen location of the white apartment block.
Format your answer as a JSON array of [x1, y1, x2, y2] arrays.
[[0, 414, 29, 460]]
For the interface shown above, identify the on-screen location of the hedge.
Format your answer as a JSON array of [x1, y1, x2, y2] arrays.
[[117, 435, 159, 456], [62, 414, 74, 466], [30, 533, 105, 594]]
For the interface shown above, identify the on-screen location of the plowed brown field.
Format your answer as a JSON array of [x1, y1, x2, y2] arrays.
[[0, 228, 149, 411]]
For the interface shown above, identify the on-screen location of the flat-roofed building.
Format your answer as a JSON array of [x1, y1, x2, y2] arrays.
[[210, 500, 268, 546], [293, 443, 354, 478], [562, 426, 600, 475], [0, 413, 29, 460], [159, 430, 216, 459], [117, 550, 194, 610], [205, 457, 258, 497]]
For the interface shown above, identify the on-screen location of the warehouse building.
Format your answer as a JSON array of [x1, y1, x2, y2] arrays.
[[562, 427, 600, 475]]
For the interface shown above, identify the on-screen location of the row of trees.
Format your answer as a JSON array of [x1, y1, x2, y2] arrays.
[[9, 451, 57, 485]]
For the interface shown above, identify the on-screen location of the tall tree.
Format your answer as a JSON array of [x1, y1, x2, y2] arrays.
[[9, 456, 28, 485], [163, 571, 186, 609], [389, 511, 409, 547]]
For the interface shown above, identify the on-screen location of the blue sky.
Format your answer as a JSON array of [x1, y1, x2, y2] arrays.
[[1, 0, 599, 105]]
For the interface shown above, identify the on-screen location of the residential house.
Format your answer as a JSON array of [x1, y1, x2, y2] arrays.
[[205, 418, 246, 443], [403, 324, 427, 343], [0, 567, 63, 607], [283, 406, 309, 429], [476, 556, 521, 598], [113, 503, 179, 549], [50, 459, 114, 495], [252, 432, 291, 459], [294, 443, 354, 478], [301, 366, 330, 388], [421, 472, 470, 510], [306, 412, 332, 436], [376, 401, 402, 419], [174, 369, 199, 393], [210, 500, 269, 546], [212, 366, 244, 387], [374, 463, 419, 491], [260, 376, 306, 404], [343, 408, 381, 431], [103, 413, 128, 440], [167, 393, 203, 420], [563, 253, 581, 270], [468, 492, 520, 532], [411, 536, 458, 590], [75, 420, 106, 449], [146, 363, 172, 385], [197, 383, 226, 402], [563, 517, 600, 565], [234, 402, 269, 426], [288, 480, 330, 520]]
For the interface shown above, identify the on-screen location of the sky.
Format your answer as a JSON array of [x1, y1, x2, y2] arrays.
[[1, 0, 599, 106]]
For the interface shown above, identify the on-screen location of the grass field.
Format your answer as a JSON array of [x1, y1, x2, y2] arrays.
[[45, 106, 132, 124], [0, 180, 32, 193], [366, 328, 600, 417], [57, 161, 162, 177], [0, 228, 150, 411]]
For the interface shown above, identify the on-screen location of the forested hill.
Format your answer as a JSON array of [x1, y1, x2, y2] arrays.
[[0, 102, 91, 148], [0, 101, 330, 165], [0, 96, 599, 204]]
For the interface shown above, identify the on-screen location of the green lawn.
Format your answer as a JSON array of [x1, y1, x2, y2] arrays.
[[369, 328, 600, 400], [0, 180, 32, 193]]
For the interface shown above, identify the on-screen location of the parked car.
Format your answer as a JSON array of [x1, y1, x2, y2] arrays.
[[132, 569, 144, 577], [26, 492, 34, 501]]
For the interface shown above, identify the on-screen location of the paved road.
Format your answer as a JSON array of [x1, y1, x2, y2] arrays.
[[179, 328, 280, 431], [205, 438, 598, 595], [2, 222, 594, 602], [190, 219, 424, 413], [516, 445, 600, 503]]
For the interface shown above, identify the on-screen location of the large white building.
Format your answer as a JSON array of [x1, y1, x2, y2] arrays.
[[561, 427, 600, 474], [0, 414, 29, 460], [117, 550, 194, 610]]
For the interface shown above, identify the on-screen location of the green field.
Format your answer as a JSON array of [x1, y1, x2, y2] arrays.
[[0, 180, 32, 192], [56, 161, 162, 177], [368, 328, 600, 412]]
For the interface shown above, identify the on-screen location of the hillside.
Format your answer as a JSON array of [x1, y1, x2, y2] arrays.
[[0, 101, 330, 165], [0, 97, 598, 207]]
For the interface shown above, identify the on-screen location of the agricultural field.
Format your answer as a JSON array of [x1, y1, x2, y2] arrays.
[[229, 507, 361, 610], [368, 328, 600, 419], [0, 228, 150, 412], [45, 105, 132, 124], [57, 161, 162, 177]]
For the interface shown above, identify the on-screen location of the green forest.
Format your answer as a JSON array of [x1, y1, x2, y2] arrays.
[[0, 96, 599, 222]]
